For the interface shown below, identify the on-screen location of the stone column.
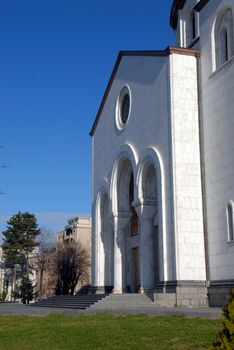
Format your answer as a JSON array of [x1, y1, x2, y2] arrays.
[[112, 214, 131, 294], [135, 200, 157, 293], [92, 220, 99, 288]]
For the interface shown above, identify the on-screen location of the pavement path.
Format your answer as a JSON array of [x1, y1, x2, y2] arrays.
[[0, 303, 222, 319]]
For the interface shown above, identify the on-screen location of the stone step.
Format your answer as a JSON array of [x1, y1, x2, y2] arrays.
[[30, 294, 108, 309], [91, 305, 156, 310], [42, 295, 106, 299], [89, 293, 154, 310], [34, 302, 97, 307], [38, 298, 103, 303], [97, 300, 152, 305], [104, 295, 151, 300], [30, 293, 156, 310], [33, 304, 87, 309]]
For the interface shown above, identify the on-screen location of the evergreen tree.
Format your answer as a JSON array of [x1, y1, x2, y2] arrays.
[[210, 290, 234, 349], [2, 212, 40, 296], [14, 277, 37, 304]]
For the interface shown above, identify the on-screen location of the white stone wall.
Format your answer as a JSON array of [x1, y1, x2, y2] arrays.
[[92, 51, 206, 283], [93, 55, 175, 282], [199, 0, 234, 280], [169, 53, 206, 281]]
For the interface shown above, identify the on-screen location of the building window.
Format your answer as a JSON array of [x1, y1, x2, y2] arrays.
[[192, 11, 196, 39], [121, 93, 130, 125], [116, 85, 131, 130], [227, 202, 234, 241], [129, 173, 138, 236], [221, 27, 229, 62], [187, 10, 199, 46], [215, 9, 234, 69], [65, 228, 72, 236], [131, 207, 138, 236]]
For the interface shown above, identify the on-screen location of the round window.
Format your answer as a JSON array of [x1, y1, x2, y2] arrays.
[[116, 86, 131, 130], [121, 93, 130, 125]]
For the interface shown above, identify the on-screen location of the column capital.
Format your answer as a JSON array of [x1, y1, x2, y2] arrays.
[[133, 198, 157, 220], [112, 212, 131, 231]]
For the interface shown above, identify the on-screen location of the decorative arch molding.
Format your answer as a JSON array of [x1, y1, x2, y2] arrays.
[[110, 143, 138, 214], [94, 182, 111, 247], [136, 147, 168, 281], [136, 147, 164, 201], [94, 181, 111, 241], [211, 5, 234, 71], [95, 179, 110, 204], [94, 184, 113, 288]]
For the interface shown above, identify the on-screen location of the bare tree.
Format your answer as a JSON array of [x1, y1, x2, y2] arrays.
[[33, 228, 56, 299], [55, 241, 90, 295]]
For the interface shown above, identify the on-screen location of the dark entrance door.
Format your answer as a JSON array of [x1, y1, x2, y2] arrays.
[[132, 247, 140, 292]]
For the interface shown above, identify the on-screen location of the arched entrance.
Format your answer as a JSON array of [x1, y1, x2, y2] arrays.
[[129, 174, 140, 292], [112, 155, 140, 293], [135, 159, 160, 292]]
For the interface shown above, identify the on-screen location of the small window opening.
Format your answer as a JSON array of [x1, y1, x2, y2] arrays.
[[227, 203, 234, 241], [131, 207, 138, 236], [225, 29, 229, 61], [215, 9, 234, 69], [192, 11, 196, 39], [128, 173, 138, 236], [220, 28, 229, 65], [129, 173, 134, 207], [121, 93, 130, 125]]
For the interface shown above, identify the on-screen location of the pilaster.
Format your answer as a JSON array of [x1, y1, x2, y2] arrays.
[[112, 213, 131, 294], [135, 199, 157, 293]]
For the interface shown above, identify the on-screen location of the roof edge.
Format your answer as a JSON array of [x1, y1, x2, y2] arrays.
[[170, 0, 186, 30], [194, 0, 210, 12], [89, 46, 200, 137]]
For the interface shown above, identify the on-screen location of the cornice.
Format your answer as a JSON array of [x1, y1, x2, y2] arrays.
[[194, 0, 210, 12], [170, 0, 186, 30]]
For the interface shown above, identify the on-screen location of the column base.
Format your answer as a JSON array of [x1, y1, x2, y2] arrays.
[[154, 281, 209, 308], [89, 286, 106, 294], [208, 280, 234, 307], [112, 289, 126, 294], [138, 287, 154, 294]]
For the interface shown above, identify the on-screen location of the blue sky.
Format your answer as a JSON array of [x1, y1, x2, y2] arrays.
[[0, 0, 175, 234]]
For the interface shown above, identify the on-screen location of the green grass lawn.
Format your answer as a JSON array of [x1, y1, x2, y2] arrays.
[[0, 313, 220, 350]]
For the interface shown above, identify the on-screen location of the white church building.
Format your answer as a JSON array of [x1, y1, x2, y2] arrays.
[[90, 0, 234, 307]]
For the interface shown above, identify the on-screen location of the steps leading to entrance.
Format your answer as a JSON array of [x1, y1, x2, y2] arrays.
[[30, 294, 108, 309], [89, 293, 154, 310], [30, 293, 179, 310]]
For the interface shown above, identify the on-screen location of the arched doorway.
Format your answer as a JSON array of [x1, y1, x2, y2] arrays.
[[136, 160, 159, 292], [142, 162, 159, 284], [129, 173, 140, 292], [112, 156, 140, 293]]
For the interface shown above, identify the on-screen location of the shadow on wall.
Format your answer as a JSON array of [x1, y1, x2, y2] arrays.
[[116, 56, 167, 86]]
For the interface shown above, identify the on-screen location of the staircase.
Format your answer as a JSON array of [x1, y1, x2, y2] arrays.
[[89, 293, 154, 311], [30, 294, 107, 310], [30, 293, 155, 310]]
